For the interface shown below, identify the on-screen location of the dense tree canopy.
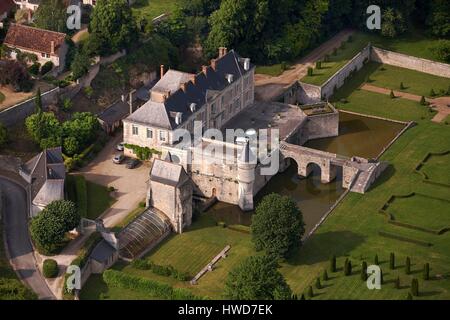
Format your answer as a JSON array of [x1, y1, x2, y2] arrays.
[[34, 0, 67, 33], [30, 200, 80, 254], [251, 193, 305, 259], [0, 60, 33, 92], [224, 255, 292, 300], [88, 0, 138, 55]]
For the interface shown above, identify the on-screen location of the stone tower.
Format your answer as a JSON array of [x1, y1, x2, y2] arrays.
[[237, 140, 257, 211]]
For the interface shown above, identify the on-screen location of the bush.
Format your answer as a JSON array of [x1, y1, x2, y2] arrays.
[[307, 67, 313, 76], [29, 62, 41, 76], [405, 257, 411, 275], [430, 89, 436, 97], [103, 270, 203, 300], [420, 96, 427, 106], [411, 278, 419, 296], [423, 263, 430, 280], [315, 61, 322, 69], [389, 253, 395, 270], [84, 86, 94, 98], [430, 40, 450, 63], [42, 259, 58, 278], [40, 61, 54, 75]]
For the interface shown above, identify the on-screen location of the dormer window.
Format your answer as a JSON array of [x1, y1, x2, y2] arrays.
[[226, 74, 234, 84], [175, 112, 182, 125], [190, 103, 196, 113]]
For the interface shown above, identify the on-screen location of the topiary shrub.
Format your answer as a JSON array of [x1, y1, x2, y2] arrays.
[[28, 62, 41, 76], [322, 269, 328, 281], [344, 258, 352, 276], [389, 253, 395, 270], [395, 276, 400, 289], [400, 82, 405, 90], [315, 277, 322, 289], [43, 259, 58, 278], [423, 263, 430, 280], [374, 254, 379, 265], [330, 255, 336, 273], [307, 67, 313, 76], [420, 96, 427, 106], [307, 286, 314, 298], [361, 261, 368, 281], [390, 90, 395, 99], [315, 61, 322, 70], [411, 278, 419, 296], [405, 257, 411, 275]]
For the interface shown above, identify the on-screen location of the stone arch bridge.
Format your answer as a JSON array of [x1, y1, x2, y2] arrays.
[[279, 142, 387, 193]]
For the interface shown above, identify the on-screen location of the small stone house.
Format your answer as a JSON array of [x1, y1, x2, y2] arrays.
[[4, 23, 68, 73]]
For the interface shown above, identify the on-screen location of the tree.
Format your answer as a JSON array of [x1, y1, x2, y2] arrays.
[[390, 253, 395, 270], [30, 200, 80, 254], [43, 259, 58, 278], [430, 40, 450, 63], [330, 255, 337, 272], [411, 278, 419, 297], [25, 111, 61, 149], [0, 123, 8, 149], [70, 50, 91, 80], [423, 263, 430, 280], [224, 255, 292, 300], [427, 0, 450, 38], [34, 0, 67, 33], [251, 193, 304, 259], [405, 257, 411, 275], [381, 7, 406, 38], [361, 261, 368, 281], [0, 60, 33, 92], [88, 0, 138, 55]]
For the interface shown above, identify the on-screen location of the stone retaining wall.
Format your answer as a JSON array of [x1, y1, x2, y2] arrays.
[[371, 47, 450, 78]]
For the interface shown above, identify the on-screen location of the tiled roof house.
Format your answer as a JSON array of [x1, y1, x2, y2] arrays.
[[123, 48, 255, 155], [4, 23, 68, 73]]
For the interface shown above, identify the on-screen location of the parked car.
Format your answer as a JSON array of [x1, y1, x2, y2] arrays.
[[117, 142, 124, 151], [126, 158, 140, 169], [112, 154, 125, 164]]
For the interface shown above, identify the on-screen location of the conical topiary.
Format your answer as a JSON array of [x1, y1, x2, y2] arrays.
[[395, 276, 400, 289], [411, 278, 419, 297], [322, 269, 328, 281], [307, 286, 314, 298], [423, 263, 430, 280], [315, 277, 322, 289], [374, 254, 379, 265], [405, 257, 411, 275], [330, 255, 336, 273], [361, 261, 368, 281], [390, 253, 395, 270]]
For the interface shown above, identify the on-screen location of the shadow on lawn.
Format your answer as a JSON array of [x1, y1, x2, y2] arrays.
[[287, 231, 366, 266]]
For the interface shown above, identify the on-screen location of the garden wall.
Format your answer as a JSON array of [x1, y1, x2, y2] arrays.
[[371, 47, 450, 78]]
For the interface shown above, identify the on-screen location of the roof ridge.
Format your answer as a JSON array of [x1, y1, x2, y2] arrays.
[[8, 23, 67, 37]]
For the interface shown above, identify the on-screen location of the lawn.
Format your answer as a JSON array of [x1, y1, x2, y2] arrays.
[[0, 222, 37, 300], [420, 152, 450, 185], [367, 64, 450, 98], [255, 64, 290, 77], [301, 33, 372, 85], [131, 0, 183, 21], [385, 194, 450, 232], [86, 181, 115, 220]]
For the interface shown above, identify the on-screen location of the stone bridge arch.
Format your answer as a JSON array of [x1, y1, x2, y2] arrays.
[[282, 154, 337, 184]]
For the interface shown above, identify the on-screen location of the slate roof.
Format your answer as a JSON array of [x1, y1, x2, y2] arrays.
[[125, 50, 254, 130], [90, 239, 116, 264], [4, 24, 66, 56], [98, 100, 130, 126], [150, 158, 187, 187], [21, 147, 65, 204]]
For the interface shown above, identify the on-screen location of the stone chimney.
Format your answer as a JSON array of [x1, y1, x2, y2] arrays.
[[219, 47, 228, 58], [151, 90, 170, 103], [180, 82, 187, 92], [211, 59, 217, 71], [50, 41, 55, 55], [160, 64, 165, 78], [190, 75, 197, 85]]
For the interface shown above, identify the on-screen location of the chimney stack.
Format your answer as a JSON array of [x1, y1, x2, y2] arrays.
[[202, 65, 208, 75], [50, 41, 55, 55], [190, 75, 196, 85], [219, 47, 228, 57], [211, 59, 217, 70], [181, 82, 187, 92], [160, 64, 165, 78]]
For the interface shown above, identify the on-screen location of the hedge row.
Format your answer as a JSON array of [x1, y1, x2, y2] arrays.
[[74, 175, 88, 218], [102, 270, 205, 300], [131, 259, 190, 281], [378, 231, 433, 247]]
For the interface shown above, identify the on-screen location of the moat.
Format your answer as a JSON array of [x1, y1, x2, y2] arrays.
[[207, 111, 405, 234]]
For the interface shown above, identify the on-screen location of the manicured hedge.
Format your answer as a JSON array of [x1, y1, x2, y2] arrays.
[[43, 259, 58, 278], [102, 270, 205, 300], [131, 259, 190, 281], [378, 231, 433, 247]]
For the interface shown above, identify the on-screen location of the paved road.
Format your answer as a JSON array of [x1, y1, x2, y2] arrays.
[[0, 177, 55, 300]]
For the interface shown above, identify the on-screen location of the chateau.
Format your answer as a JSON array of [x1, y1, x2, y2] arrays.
[[124, 49, 387, 235]]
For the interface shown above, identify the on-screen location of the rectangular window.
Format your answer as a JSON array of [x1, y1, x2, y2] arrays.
[[159, 130, 166, 141], [146, 128, 152, 139], [132, 125, 138, 135]]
